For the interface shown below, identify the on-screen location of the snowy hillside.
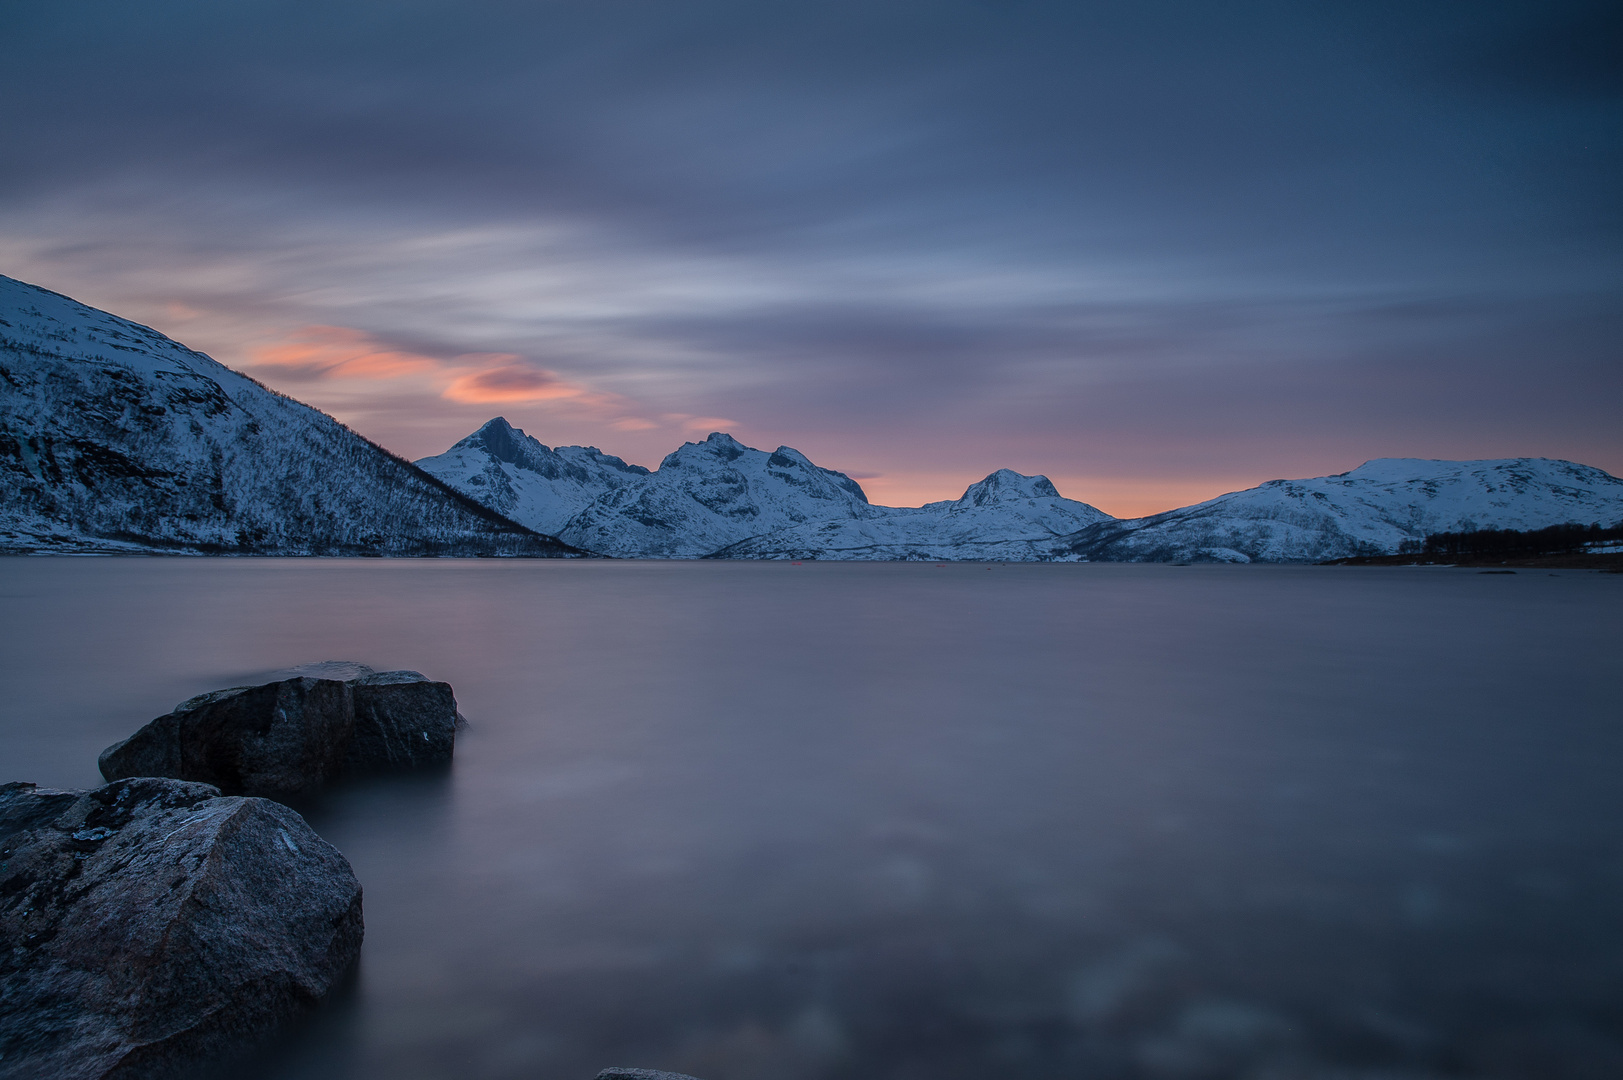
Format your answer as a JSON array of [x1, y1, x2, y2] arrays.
[[416, 417, 649, 535], [1057, 458, 1623, 563], [714, 469, 1114, 560], [0, 275, 581, 556]]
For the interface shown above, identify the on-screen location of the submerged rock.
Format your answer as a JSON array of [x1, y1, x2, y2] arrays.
[[0, 777, 363, 1080], [97, 667, 459, 798]]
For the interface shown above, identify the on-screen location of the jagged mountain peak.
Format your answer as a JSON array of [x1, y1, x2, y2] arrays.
[[475, 415, 519, 436], [648, 433, 866, 494], [446, 416, 649, 480], [956, 469, 1063, 506], [660, 431, 749, 468], [562, 431, 873, 557], [417, 416, 647, 535], [455, 416, 541, 463]]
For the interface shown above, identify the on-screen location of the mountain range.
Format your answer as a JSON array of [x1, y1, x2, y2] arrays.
[[419, 418, 1623, 561], [4, 274, 1621, 560]]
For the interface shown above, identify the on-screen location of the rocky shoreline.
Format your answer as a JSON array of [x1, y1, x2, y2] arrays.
[[2, 665, 442, 1078], [2, 664, 703, 1080]]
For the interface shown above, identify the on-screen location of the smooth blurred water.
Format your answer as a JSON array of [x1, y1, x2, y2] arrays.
[[3, 558, 1621, 1080]]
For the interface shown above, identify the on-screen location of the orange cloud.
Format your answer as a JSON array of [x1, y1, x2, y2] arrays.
[[678, 416, 738, 433], [246, 324, 634, 426], [249, 325, 440, 381], [443, 364, 587, 404]]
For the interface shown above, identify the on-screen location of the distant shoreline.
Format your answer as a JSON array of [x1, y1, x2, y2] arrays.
[[1330, 551, 1623, 571]]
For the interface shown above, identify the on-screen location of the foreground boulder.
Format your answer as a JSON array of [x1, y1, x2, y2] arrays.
[[98, 667, 459, 798], [0, 778, 363, 1080]]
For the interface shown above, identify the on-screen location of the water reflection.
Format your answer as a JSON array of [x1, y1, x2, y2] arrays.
[[2, 559, 1620, 1079]]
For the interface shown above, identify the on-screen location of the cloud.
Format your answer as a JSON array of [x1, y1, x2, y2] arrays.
[[443, 363, 585, 404], [0, 0, 1617, 496], [246, 326, 600, 404], [244, 324, 623, 418], [249, 326, 442, 382], [673, 416, 739, 434]]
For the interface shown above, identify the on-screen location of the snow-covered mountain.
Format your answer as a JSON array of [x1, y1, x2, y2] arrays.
[[1056, 458, 1623, 563], [0, 275, 581, 556], [13, 272, 1603, 564], [558, 432, 875, 557], [420, 424, 1114, 559], [416, 417, 649, 535], [713, 469, 1114, 560], [422, 419, 1623, 562]]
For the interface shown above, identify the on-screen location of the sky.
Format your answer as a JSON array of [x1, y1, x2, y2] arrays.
[[1, 1, 1619, 515]]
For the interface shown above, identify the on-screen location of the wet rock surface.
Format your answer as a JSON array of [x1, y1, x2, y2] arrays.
[[596, 1070, 706, 1080], [0, 777, 363, 1080], [98, 666, 459, 798]]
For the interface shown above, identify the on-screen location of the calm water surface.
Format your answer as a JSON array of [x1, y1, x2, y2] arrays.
[[2, 559, 1621, 1080]]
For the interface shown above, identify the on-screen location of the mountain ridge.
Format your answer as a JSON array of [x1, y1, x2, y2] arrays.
[[4, 274, 1618, 562], [418, 421, 1116, 559], [421, 422, 1623, 562]]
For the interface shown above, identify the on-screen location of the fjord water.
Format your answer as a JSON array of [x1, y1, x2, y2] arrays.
[[3, 560, 1621, 1080]]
